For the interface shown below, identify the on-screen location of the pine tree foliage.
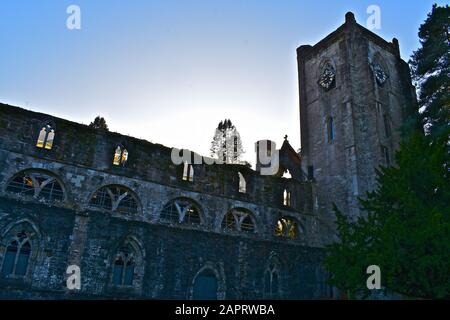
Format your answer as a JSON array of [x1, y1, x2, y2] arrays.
[[89, 116, 109, 131], [410, 4, 450, 135], [324, 129, 450, 299], [210, 119, 244, 164]]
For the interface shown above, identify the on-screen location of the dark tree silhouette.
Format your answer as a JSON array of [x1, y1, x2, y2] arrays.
[[410, 4, 449, 135], [89, 116, 109, 131]]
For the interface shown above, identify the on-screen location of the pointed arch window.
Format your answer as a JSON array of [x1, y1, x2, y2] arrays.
[[110, 239, 144, 287], [381, 145, 390, 166], [160, 198, 202, 225], [112, 255, 134, 286], [327, 116, 334, 142], [6, 171, 64, 202], [221, 208, 255, 233], [376, 101, 382, 115], [36, 125, 55, 150], [1, 231, 31, 277], [383, 114, 391, 137], [275, 217, 300, 239], [182, 162, 194, 182], [89, 185, 138, 214], [112, 252, 135, 286], [113, 145, 128, 166], [264, 264, 280, 298], [238, 172, 246, 193], [193, 268, 218, 300]]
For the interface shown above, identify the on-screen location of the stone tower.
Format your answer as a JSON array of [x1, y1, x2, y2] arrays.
[[297, 12, 417, 223]]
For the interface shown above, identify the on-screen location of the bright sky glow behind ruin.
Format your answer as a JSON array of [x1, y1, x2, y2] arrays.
[[0, 0, 445, 165]]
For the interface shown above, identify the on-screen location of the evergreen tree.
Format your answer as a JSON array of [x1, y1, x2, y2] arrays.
[[89, 116, 109, 131], [210, 119, 244, 164], [410, 4, 450, 135], [324, 128, 450, 299]]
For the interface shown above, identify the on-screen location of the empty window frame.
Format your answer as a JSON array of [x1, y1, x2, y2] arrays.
[[1, 231, 31, 277], [283, 189, 291, 207], [36, 125, 55, 150], [112, 246, 136, 286], [113, 146, 128, 166], [327, 116, 334, 142], [274, 217, 300, 239], [182, 162, 194, 182], [6, 171, 64, 202], [89, 185, 138, 214], [193, 268, 219, 300], [221, 209, 255, 233], [160, 198, 201, 225], [238, 172, 246, 193], [264, 265, 279, 298]]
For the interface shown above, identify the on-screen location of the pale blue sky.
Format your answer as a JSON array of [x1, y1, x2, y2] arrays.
[[0, 1, 444, 165]]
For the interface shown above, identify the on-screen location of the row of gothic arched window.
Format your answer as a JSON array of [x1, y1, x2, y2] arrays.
[[4, 170, 303, 239], [0, 223, 282, 299], [33, 128, 295, 206]]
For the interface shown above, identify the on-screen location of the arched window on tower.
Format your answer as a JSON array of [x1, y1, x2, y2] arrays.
[[113, 145, 128, 166], [238, 172, 246, 193], [383, 114, 391, 137], [36, 125, 55, 150], [381, 145, 390, 166], [327, 116, 334, 142]]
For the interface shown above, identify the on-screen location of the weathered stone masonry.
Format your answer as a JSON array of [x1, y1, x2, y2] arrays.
[[0, 104, 326, 299], [297, 12, 417, 231], [0, 12, 416, 299]]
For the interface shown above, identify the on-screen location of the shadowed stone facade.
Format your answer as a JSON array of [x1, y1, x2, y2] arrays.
[[297, 12, 417, 236], [0, 12, 415, 299], [0, 104, 326, 299]]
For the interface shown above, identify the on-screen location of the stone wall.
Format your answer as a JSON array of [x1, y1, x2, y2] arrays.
[[0, 103, 329, 299], [297, 13, 417, 233], [0, 11, 417, 299]]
